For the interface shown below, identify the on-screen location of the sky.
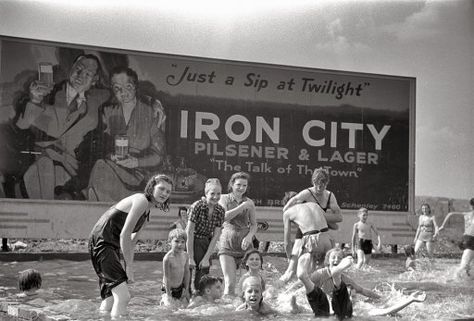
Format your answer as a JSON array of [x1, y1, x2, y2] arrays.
[[0, 0, 472, 199]]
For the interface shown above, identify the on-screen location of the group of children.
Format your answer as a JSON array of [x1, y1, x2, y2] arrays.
[[11, 167, 473, 320]]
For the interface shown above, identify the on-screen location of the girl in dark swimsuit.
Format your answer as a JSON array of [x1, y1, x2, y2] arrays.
[[89, 174, 173, 318]]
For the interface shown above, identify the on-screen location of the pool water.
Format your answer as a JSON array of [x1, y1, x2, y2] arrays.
[[0, 255, 472, 321]]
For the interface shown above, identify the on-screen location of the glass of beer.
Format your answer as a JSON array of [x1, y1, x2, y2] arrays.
[[115, 135, 129, 160]]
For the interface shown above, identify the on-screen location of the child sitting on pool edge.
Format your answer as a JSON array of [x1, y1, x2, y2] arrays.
[[161, 229, 190, 306]]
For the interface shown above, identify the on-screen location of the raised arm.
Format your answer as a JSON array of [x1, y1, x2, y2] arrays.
[[439, 211, 466, 230], [282, 190, 307, 212]]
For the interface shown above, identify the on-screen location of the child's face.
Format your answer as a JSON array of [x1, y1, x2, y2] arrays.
[[243, 283, 262, 309], [170, 237, 186, 252], [153, 181, 172, 204], [359, 210, 368, 222], [246, 253, 262, 270], [421, 205, 430, 215], [207, 281, 223, 300], [206, 186, 222, 205], [179, 209, 188, 221], [231, 178, 248, 196], [328, 251, 344, 267]]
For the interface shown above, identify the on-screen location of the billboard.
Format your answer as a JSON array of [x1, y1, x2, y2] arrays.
[[0, 36, 415, 214]]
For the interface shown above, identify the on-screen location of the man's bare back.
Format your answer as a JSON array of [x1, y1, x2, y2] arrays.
[[285, 203, 328, 234]]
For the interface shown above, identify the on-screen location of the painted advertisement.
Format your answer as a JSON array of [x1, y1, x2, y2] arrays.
[[0, 37, 414, 212]]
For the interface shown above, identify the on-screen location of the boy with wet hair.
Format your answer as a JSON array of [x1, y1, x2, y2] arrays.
[[161, 229, 190, 306], [18, 269, 42, 297], [187, 275, 223, 308]]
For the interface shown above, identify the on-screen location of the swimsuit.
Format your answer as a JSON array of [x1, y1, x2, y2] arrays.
[[359, 239, 373, 254], [161, 283, 185, 299], [295, 190, 332, 239], [89, 206, 149, 299], [300, 229, 332, 261], [417, 216, 435, 242]]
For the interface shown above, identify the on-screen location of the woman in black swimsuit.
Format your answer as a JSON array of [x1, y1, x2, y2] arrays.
[[89, 174, 173, 317], [280, 167, 343, 282]]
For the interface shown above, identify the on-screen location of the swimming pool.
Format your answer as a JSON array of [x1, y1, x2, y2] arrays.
[[0, 255, 472, 320]]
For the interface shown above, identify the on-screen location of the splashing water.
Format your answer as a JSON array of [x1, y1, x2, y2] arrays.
[[0, 256, 472, 320]]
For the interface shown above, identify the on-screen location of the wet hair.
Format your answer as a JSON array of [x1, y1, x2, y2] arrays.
[[420, 203, 431, 214], [282, 191, 297, 206], [197, 275, 222, 296], [240, 276, 264, 304], [18, 269, 42, 292], [241, 248, 263, 270], [323, 248, 343, 266], [311, 167, 330, 186], [227, 172, 250, 194], [205, 178, 222, 194], [168, 228, 187, 242], [404, 245, 415, 257], [178, 206, 188, 219], [144, 174, 173, 212]]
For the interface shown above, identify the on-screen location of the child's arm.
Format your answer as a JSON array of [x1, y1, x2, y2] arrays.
[[413, 217, 422, 243], [182, 253, 191, 300], [368, 291, 426, 316], [186, 221, 196, 269], [371, 224, 382, 249], [351, 223, 358, 255], [439, 211, 466, 231], [432, 216, 440, 237], [283, 210, 293, 259], [343, 274, 381, 299], [330, 256, 354, 277], [200, 226, 222, 269], [162, 254, 173, 300]]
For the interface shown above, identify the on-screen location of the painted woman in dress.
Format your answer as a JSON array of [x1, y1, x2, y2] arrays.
[[88, 66, 166, 202]]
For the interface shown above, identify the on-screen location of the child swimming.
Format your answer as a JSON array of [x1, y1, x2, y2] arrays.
[[187, 275, 223, 308], [236, 276, 274, 315], [17, 269, 42, 298], [237, 249, 266, 295]]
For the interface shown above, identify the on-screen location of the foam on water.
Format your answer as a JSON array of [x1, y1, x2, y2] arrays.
[[0, 256, 472, 321]]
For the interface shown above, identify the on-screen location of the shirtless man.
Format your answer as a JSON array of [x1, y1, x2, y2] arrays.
[[283, 202, 333, 282]]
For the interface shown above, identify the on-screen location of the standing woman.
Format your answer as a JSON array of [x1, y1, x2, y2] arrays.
[[218, 172, 258, 296], [280, 167, 343, 282], [89, 174, 173, 317], [414, 203, 439, 257]]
